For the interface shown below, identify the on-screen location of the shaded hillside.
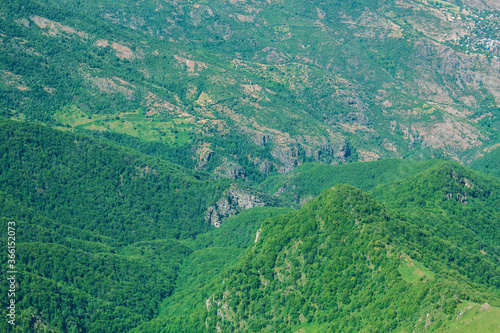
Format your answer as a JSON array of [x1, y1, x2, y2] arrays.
[[260, 158, 443, 204], [150, 206, 294, 331], [0, 119, 232, 242], [469, 145, 500, 178], [372, 161, 500, 264], [0, 119, 280, 332]]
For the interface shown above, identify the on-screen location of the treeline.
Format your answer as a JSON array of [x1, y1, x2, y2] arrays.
[[469, 146, 500, 178], [259, 158, 443, 204]]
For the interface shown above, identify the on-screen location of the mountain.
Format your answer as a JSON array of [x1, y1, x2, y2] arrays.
[[133, 181, 500, 332], [1, 0, 499, 179], [0, 125, 499, 332], [1, 0, 500, 332]]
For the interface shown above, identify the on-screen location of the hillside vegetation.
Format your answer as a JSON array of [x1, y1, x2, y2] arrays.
[[1, 0, 500, 331], [1, 0, 499, 179], [134, 178, 500, 332], [0, 119, 272, 332], [469, 145, 500, 178]]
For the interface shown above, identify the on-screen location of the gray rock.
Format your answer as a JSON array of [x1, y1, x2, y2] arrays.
[[215, 161, 246, 179], [205, 187, 267, 227], [258, 160, 273, 174]]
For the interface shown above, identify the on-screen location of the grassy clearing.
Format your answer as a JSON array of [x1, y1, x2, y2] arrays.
[[398, 253, 435, 283], [53, 104, 191, 144], [54, 105, 107, 126], [428, 0, 460, 13], [413, 103, 435, 115]]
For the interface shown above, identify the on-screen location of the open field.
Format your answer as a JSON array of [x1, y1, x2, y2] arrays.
[[54, 105, 191, 144]]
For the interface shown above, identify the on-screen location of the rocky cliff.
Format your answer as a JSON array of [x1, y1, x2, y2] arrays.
[[205, 186, 270, 227]]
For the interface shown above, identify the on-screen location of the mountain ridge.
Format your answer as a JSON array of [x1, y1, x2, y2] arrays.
[[1, 0, 500, 331]]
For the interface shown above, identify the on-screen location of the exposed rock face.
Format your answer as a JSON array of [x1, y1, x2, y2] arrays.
[[339, 142, 351, 159], [254, 229, 261, 243], [228, 187, 265, 210], [205, 199, 230, 228], [205, 187, 267, 227], [462, 0, 500, 10], [215, 161, 246, 179], [258, 160, 273, 174], [339, 112, 370, 126], [343, 98, 368, 112], [195, 145, 214, 170], [479, 303, 492, 312], [253, 133, 273, 147], [271, 145, 299, 174]]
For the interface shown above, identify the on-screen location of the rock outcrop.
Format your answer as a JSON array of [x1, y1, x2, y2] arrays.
[[205, 187, 267, 227], [215, 161, 246, 179]]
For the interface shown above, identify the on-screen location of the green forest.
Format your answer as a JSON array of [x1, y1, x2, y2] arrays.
[[1, 0, 500, 331], [0, 119, 499, 332]]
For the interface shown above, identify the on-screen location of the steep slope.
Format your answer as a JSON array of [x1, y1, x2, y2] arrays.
[[0, 119, 231, 242], [133, 183, 500, 332], [154, 206, 294, 330], [1, 0, 499, 177], [372, 161, 500, 264], [1, 0, 500, 331], [0, 119, 280, 332]]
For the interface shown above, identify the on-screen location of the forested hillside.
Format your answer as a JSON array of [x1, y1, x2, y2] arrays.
[[0, 119, 279, 332], [469, 145, 500, 178], [0, 119, 231, 241], [133, 181, 500, 332], [1, 0, 499, 331], [259, 159, 444, 204], [0, 121, 499, 333], [1, 0, 499, 179]]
